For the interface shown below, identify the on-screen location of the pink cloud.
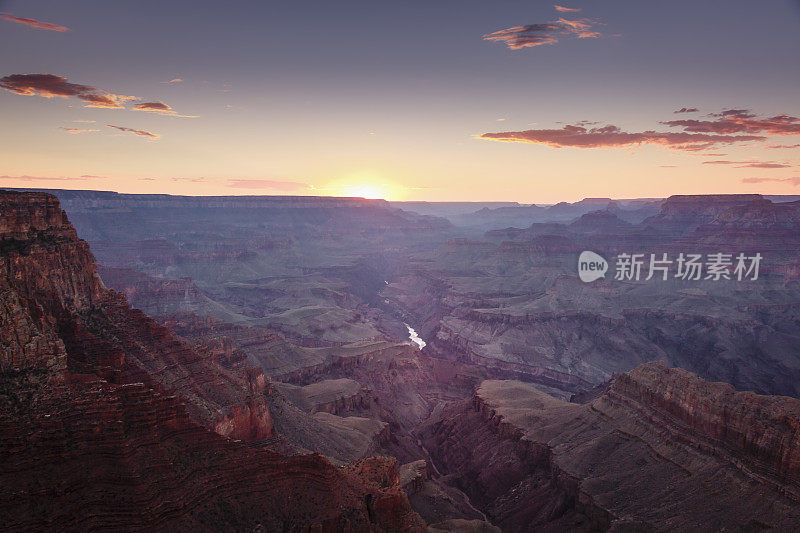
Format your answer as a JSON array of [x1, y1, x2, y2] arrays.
[[662, 110, 800, 136], [483, 17, 602, 49], [479, 123, 763, 150], [59, 127, 100, 134], [226, 179, 309, 191], [0, 174, 105, 182], [767, 144, 800, 149], [554, 5, 581, 13], [0, 12, 68, 31], [742, 177, 800, 186], [106, 124, 160, 139], [701, 160, 792, 169]]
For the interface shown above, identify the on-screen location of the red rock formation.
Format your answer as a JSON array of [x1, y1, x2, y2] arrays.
[[0, 190, 425, 531], [422, 362, 800, 531]]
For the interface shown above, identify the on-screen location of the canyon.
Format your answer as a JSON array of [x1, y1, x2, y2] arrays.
[[3, 188, 800, 531]]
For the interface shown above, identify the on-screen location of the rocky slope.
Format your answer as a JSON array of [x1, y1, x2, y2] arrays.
[[421, 362, 800, 531], [0, 190, 424, 531], [386, 194, 800, 398]]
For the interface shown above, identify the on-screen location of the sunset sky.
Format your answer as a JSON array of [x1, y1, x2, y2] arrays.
[[1, 0, 799, 203]]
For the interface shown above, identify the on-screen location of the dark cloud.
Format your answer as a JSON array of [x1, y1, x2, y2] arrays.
[[133, 101, 196, 117], [663, 112, 800, 136], [674, 107, 699, 114], [0, 74, 135, 109], [135, 102, 171, 111], [742, 177, 800, 186], [482, 107, 800, 152], [479, 124, 764, 150], [227, 179, 309, 191], [710, 109, 755, 118], [107, 124, 160, 139], [767, 144, 800, 149], [0, 12, 69, 31], [59, 127, 100, 134], [483, 17, 601, 49]]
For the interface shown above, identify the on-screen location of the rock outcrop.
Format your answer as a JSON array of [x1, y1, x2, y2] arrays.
[[0, 190, 424, 531], [422, 362, 800, 531]]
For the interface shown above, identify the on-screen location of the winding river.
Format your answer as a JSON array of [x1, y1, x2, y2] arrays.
[[404, 323, 426, 349]]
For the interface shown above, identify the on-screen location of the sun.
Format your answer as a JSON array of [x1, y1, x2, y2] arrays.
[[346, 184, 383, 199], [330, 171, 405, 200]]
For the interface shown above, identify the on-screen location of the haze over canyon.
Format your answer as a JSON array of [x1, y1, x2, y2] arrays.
[[2, 188, 799, 531]]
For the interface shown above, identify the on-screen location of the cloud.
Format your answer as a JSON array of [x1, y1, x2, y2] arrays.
[[0, 174, 105, 182], [739, 162, 792, 169], [73, 119, 96, 123], [0, 74, 136, 109], [133, 101, 197, 117], [742, 177, 800, 186], [674, 107, 699, 114], [659, 165, 677, 168], [554, 5, 581, 12], [161, 78, 183, 84], [767, 144, 800, 149], [662, 110, 800, 136], [483, 17, 601, 49], [481, 107, 800, 152], [0, 12, 69, 31], [701, 160, 792, 168], [226, 179, 310, 191], [171, 177, 206, 183], [107, 124, 160, 139], [59, 127, 100, 134], [479, 123, 764, 150]]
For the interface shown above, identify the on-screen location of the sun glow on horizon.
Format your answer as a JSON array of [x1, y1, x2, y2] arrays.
[[331, 171, 404, 200], [343, 183, 383, 199]]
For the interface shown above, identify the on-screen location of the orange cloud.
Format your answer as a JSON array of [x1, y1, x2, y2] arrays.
[[0, 74, 136, 109], [483, 17, 602, 49], [554, 5, 581, 13], [106, 125, 160, 139], [161, 78, 183, 84], [0, 12, 69, 31]]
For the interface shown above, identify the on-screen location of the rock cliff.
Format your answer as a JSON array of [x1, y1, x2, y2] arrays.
[[0, 190, 424, 531], [422, 362, 800, 531]]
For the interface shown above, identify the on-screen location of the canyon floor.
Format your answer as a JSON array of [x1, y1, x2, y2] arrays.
[[2, 189, 800, 531]]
